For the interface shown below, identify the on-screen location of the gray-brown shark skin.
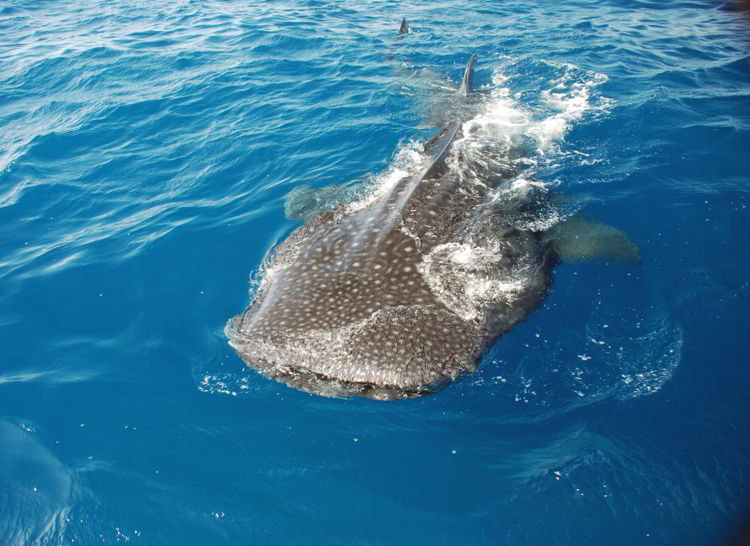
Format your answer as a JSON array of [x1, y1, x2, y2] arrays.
[[226, 56, 556, 400]]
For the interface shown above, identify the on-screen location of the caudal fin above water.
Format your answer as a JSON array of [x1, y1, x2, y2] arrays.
[[544, 217, 641, 264]]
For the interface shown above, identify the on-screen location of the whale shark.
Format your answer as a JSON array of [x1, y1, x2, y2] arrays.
[[226, 40, 639, 400]]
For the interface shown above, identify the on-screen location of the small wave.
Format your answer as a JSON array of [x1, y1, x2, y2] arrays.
[[0, 363, 101, 386], [587, 313, 683, 400], [475, 303, 682, 413], [0, 420, 77, 545]]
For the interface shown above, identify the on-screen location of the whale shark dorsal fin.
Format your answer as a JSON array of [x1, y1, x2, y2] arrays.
[[399, 18, 409, 34], [459, 54, 478, 96], [544, 217, 641, 264]]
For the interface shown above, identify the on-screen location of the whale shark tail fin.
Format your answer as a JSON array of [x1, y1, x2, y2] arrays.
[[543, 217, 641, 264], [399, 18, 409, 34], [459, 54, 478, 96]]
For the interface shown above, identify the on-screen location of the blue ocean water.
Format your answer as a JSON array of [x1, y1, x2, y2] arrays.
[[1, 0, 749, 543]]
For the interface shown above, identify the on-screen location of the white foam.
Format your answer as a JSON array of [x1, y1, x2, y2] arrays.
[[535, 74, 609, 149], [418, 241, 531, 322], [458, 62, 609, 161], [344, 142, 427, 215]]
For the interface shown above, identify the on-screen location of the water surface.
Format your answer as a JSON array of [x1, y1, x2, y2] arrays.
[[1, 0, 749, 544]]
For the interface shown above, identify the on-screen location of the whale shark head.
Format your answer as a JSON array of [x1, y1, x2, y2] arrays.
[[225, 194, 553, 399]]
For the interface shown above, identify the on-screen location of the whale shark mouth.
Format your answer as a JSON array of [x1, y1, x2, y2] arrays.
[[224, 335, 439, 401], [226, 298, 487, 400]]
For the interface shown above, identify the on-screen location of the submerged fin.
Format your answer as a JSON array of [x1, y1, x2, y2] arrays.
[[284, 183, 357, 222], [399, 18, 409, 34], [459, 54, 478, 96], [544, 217, 641, 264]]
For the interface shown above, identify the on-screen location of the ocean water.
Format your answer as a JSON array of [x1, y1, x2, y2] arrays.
[[1, 0, 749, 544]]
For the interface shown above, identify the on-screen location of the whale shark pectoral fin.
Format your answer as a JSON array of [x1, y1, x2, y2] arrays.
[[284, 183, 357, 222], [544, 217, 641, 264]]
